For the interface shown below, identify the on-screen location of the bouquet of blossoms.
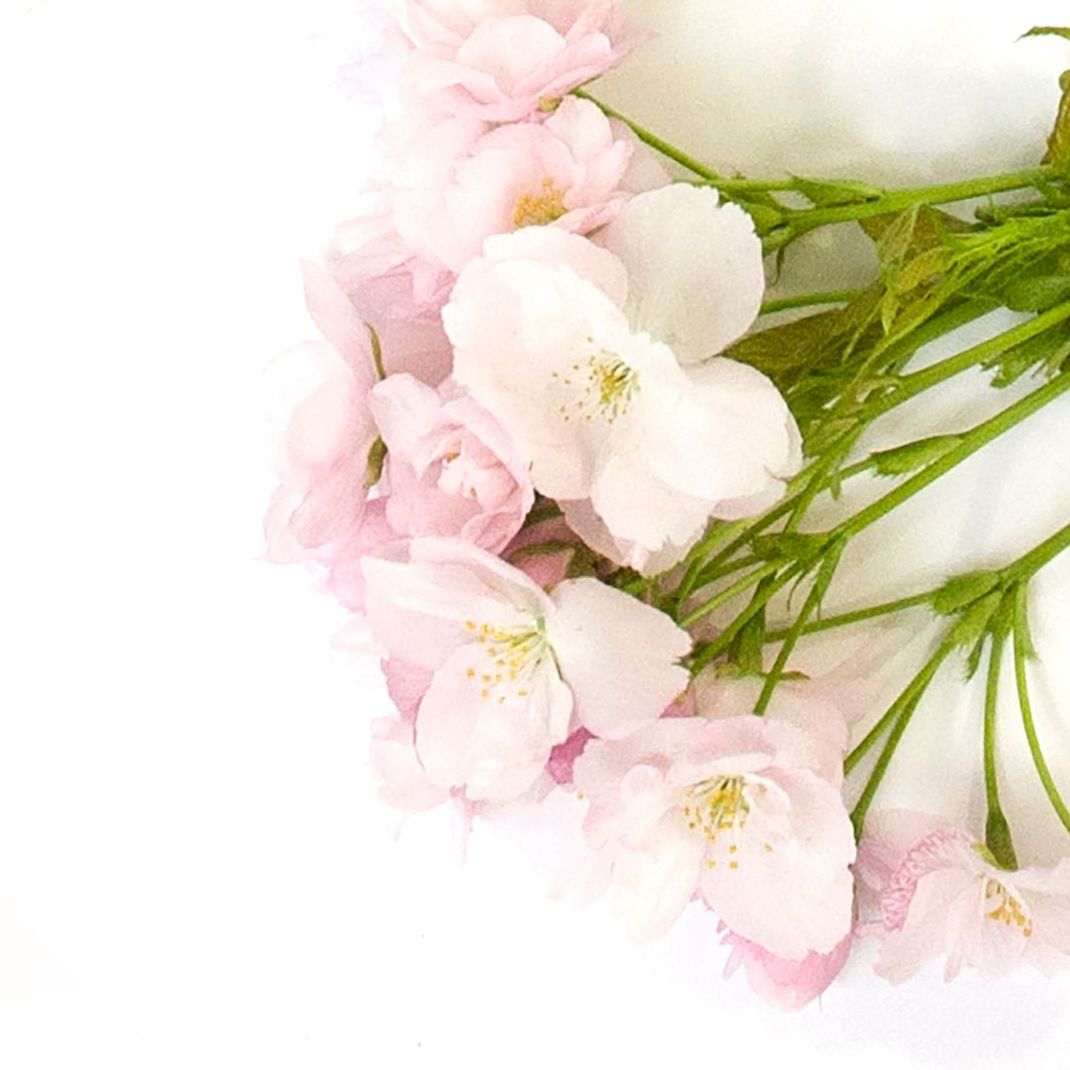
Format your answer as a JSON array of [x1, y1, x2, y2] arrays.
[[267, 1, 1070, 1007]]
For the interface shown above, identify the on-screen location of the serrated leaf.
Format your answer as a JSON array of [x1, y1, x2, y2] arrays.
[[1022, 29, 1070, 169], [986, 324, 1070, 387], [894, 246, 951, 295], [1021, 26, 1070, 44], [750, 532, 825, 563], [931, 571, 1001, 616], [791, 175, 883, 207], [1001, 274, 1070, 312], [870, 434, 962, 477]]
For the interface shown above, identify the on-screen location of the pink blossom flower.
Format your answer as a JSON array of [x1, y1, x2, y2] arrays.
[[368, 373, 535, 552], [720, 924, 853, 1010], [444, 185, 801, 574], [361, 538, 691, 802], [264, 262, 379, 564], [326, 191, 456, 385], [856, 810, 1070, 982], [393, 96, 635, 273], [572, 715, 856, 957], [397, 1, 638, 122]]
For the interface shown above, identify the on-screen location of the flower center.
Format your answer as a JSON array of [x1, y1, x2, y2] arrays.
[[984, 878, 1034, 938], [683, 775, 776, 872], [551, 343, 638, 425], [463, 618, 547, 705], [513, 179, 568, 228]]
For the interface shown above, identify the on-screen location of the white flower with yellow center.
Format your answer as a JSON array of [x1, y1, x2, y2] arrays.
[[361, 538, 691, 802], [443, 184, 802, 574]]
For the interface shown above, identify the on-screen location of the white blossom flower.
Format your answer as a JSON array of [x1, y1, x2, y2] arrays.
[[443, 184, 801, 573]]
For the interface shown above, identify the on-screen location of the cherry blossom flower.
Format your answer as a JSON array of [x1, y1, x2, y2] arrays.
[[264, 262, 379, 564], [443, 184, 801, 573], [395, 1, 638, 122], [361, 538, 691, 802], [368, 373, 535, 552], [393, 96, 636, 273], [856, 810, 1070, 982], [326, 192, 457, 384], [572, 714, 856, 958]]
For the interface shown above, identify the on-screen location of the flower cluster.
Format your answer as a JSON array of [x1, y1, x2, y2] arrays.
[[268, 1, 1070, 1008]]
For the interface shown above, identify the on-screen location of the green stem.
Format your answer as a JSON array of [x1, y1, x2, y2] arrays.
[[1002, 521, 1070, 585], [671, 516, 755, 609], [753, 541, 845, 715], [689, 562, 807, 670], [573, 90, 724, 182], [675, 302, 995, 608], [691, 375, 1068, 671], [831, 372, 1070, 544], [765, 587, 937, 642], [1013, 587, 1070, 836], [983, 622, 1018, 868], [679, 560, 783, 629], [861, 301, 1070, 420], [760, 290, 863, 315], [844, 641, 954, 776], [765, 167, 1056, 250], [849, 643, 954, 837], [575, 90, 1055, 227]]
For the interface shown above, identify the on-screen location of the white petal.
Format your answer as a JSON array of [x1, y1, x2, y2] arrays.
[[606, 815, 703, 941], [595, 184, 765, 363], [639, 356, 801, 503], [548, 577, 691, 738], [445, 253, 632, 499], [479, 225, 628, 307], [588, 444, 714, 556]]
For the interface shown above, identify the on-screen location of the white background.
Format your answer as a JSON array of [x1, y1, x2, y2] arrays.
[[3, 0, 1070, 1066]]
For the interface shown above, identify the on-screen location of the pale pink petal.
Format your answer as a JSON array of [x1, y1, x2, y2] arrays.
[[721, 925, 853, 1011], [415, 645, 572, 800]]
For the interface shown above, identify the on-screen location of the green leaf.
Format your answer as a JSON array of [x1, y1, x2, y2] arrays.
[[790, 175, 883, 208], [1021, 26, 1070, 44], [740, 201, 787, 232], [870, 434, 963, 477], [729, 609, 767, 675], [986, 324, 1070, 387], [1021, 29, 1070, 170], [931, 570, 1002, 616], [1001, 274, 1070, 312], [749, 532, 825, 564]]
